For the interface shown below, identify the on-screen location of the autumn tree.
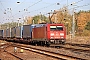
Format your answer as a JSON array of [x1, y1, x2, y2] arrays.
[[1, 22, 22, 29], [85, 21, 90, 30], [32, 15, 49, 24]]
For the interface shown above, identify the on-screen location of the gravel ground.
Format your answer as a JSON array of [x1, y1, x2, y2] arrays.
[[66, 36, 90, 44], [0, 40, 58, 60], [0, 46, 19, 60], [27, 45, 90, 60], [0, 40, 7, 45], [5, 46, 58, 60], [0, 36, 90, 60], [0, 51, 19, 60]]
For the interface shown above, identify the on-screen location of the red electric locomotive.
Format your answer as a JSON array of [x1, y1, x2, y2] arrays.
[[32, 23, 66, 46]]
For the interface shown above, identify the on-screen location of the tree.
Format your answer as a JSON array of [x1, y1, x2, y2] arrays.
[[32, 15, 40, 24], [32, 15, 49, 24], [85, 21, 90, 30], [1, 22, 22, 29]]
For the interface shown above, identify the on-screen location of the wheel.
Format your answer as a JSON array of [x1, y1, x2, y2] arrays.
[[62, 42, 65, 45]]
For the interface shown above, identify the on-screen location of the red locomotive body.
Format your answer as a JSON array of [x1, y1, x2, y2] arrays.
[[47, 24, 66, 44], [32, 24, 66, 45]]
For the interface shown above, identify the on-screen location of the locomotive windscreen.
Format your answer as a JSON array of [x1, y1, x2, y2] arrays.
[[50, 26, 63, 31]]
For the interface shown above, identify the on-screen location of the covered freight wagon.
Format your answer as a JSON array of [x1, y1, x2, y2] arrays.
[[3, 29, 7, 38], [32, 24, 46, 39], [15, 26, 23, 39], [0, 30, 3, 38], [11, 27, 16, 38], [6, 28, 11, 38], [23, 25, 32, 39]]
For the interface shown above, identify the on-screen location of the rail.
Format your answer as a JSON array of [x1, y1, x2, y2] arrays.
[[0, 43, 23, 60], [13, 44, 87, 60]]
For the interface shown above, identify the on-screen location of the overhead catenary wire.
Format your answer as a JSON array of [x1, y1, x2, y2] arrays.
[[9, 0, 26, 21], [12, 0, 25, 11], [68, 3, 90, 12], [26, 0, 42, 9], [22, 3, 56, 16], [29, 0, 84, 16], [33, 0, 85, 16], [13, 0, 65, 17], [13, 0, 42, 17], [0, 1, 13, 23], [1, 0, 90, 24], [29, 0, 62, 13], [0, 1, 6, 11], [45, 6, 90, 19], [0, 1, 7, 16], [21, 0, 63, 16], [5, 0, 77, 18], [0, 1, 14, 19], [74, 3, 90, 8]]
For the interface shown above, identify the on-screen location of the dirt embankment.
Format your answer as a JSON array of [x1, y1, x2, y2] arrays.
[[66, 35, 90, 44]]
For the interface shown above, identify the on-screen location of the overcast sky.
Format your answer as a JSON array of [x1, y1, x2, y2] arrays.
[[0, 0, 90, 24]]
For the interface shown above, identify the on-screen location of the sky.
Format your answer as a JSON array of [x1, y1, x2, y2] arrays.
[[0, 0, 90, 24]]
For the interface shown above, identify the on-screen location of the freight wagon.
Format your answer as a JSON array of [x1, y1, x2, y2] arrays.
[[23, 25, 32, 39], [11, 27, 16, 38], [15, 26, 23, 39], [22, 24, 42, 42], [3, 29, 7, 39], [22, 24, 42, 40], [6, 28, 11, 38], [0, 30, 3, 38]]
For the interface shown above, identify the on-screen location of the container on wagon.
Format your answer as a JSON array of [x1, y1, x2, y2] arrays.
[[11, 27, 16, 38], [15, 26, 23, 38], [6, 28, 11, 38], [0, 30, 3, 38], [23, 25, 32, 39], [32, 24, 47, 40], [3, 29, 7, 38]]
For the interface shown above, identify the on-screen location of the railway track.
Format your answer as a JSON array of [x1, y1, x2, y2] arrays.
[[0, 40, 90, 60], [66, 43, 90, 48], [0, 42, 23, 60], [49, 43, 90, 55], [0, 42, 12, 50], [4, 50, 23, 60], [13, 44, 87, 60]]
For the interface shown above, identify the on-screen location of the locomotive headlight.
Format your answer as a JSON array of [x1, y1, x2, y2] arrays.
[[60, 33, 64, 36], [61, 37, 64, 38], [50, 33, 54, 36], [50, 40, 54, 42]]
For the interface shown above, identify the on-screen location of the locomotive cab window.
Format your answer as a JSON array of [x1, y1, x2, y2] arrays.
[[50, 26, 63, 31], [50, 26, 56, 30], [57, 26, 63, 31]]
